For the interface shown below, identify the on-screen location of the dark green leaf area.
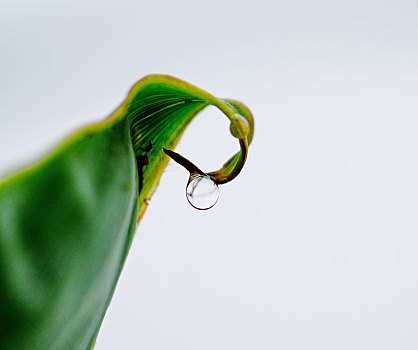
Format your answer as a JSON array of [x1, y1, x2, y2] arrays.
[[0, 120, 138, 349]]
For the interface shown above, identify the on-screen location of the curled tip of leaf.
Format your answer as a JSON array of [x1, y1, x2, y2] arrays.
[[112, 74, 254, 192]]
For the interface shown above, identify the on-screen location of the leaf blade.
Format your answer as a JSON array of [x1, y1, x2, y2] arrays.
[[0, 74, 254, 349]]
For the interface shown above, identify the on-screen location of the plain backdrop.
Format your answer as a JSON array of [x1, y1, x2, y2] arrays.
[[1, 0, 418, 349]]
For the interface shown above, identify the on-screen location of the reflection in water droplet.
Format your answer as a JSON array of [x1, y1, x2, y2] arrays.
[[186, 175, 219, 210]]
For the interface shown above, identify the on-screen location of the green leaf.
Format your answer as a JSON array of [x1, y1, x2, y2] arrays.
[[0, 75, 254, 349]]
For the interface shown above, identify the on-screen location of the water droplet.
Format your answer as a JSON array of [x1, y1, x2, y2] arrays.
[[186, 174, 219, 210]]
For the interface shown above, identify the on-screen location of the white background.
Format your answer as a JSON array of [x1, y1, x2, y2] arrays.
[[1, 1, 418, 349]]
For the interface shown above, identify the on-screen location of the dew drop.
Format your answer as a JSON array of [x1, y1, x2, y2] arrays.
[[186, 174, 219, 210]]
